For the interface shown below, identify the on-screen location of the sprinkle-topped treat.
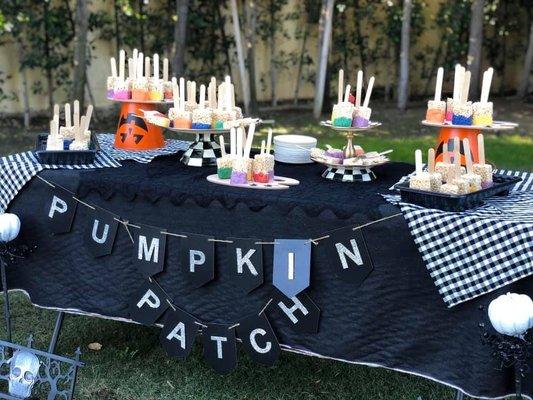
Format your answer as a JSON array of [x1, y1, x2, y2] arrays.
[[332, 82, 354, 127], [473, 68, 494, 126], [229, 124, 256, 185], [435, 141, 456, 183], [352, 74, 374, 128], [451, 68, 473, 126], [216, 135, 233, 179], [426, 67, 446, 123], [426, 148, 442, 191], [409, 149, 433, 191]]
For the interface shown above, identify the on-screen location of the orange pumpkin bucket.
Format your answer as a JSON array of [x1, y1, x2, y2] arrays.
[[114, 102, 165, 150], [435, 127, 480, 165]]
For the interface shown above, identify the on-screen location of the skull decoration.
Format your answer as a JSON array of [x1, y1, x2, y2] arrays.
[[8, 350, 40, 399]]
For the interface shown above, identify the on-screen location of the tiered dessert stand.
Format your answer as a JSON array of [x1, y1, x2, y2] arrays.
[[316, 121, 386, 182], [422, 120, 518, 165]]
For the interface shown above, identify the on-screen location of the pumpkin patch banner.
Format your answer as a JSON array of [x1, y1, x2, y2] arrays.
[[38, 182, 402, 374]]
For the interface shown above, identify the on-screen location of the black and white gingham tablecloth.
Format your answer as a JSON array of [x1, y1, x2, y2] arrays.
[[384, 169, 533, 307], [97, 133, 189, 163], [0, 134, 191, 213]]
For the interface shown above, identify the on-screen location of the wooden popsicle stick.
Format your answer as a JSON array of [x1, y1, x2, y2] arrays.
[[453, 64, 462, 101], [480, 67, 494, 103], [172, 79, 179, 110], [137, 53, 144, 78], [49, 119, 55, 137], [79, 115, 87, 138], [463, 138, 473, 173], [244, 122, 256, 159], [224, 76, 231, 109], [119, 49, 125, 80], [53, 104, 59, 119], [477, 133, 485, 165], [453, 136, 460, 167], [163, 58, 169, 82], [260, 140, 265, 155], [338, 69, 344, 104], [230, 84, 236, 108], [65, 103, 71, 128], [128, 58, 134, 80], [461, 70, 471, 103], [110, 57, 117, 78], [343, 84, 351, 103], [73, 100, 80, 129], [428, 148, 435, 173], [153, 54, 159, 79], [266, 128, 272, 154], [179, 77, 185, 111], [415, 149, 423, 175], [220, 135, 226, 157], [363, 77, 375, 108], [443, 141, 449, 163], [236, 126, 243, 158], [191, 81, 196, 104], [132, 48, 138, 71], [199, 84, 206, 109], [230, 127, 236, 157], [435, 67, 443, 102], [85, 105, 93, 130], [356, 70, 363, 107], [145, 57, 150, 79]]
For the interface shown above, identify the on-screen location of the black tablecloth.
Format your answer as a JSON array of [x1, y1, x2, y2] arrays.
[[4, 154, 532, 399]]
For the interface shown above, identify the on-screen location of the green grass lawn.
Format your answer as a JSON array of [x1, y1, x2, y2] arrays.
[[0, 100, 531, 399]]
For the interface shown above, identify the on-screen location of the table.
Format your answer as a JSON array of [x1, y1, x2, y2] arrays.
[[4, 154, 532, 399]]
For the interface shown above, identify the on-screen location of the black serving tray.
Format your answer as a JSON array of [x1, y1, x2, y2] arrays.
[[397, 174, 521, 211], [35, 132, 99, 165]]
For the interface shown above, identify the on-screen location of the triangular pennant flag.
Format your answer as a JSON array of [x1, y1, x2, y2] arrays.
[[133, 225, 167, 277], [181, 233, 215, 288], [202, 323, 237, 374], [160, 306, 199, 359], [237, 312, 280, 366], [84, 207, 119, 257], [45, 186, 78, 234], [128, 280, 169, 326], [273, 239, 312, 298], [273, 289, 321, 334], [228, 238, 263, 294]]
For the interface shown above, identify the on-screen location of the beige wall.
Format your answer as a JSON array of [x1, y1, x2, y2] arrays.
[[0, 0, 527, 114]]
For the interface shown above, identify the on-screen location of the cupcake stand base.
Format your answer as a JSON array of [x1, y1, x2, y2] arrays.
[[113, 100, 166, 151], [179, 133, 221, 167], [322, 166, 376, 182], [207, 175, 300, 190]]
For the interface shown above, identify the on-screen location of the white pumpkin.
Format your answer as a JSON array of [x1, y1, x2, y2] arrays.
[[0, 213, 21, 243], [488, 292, 533, 337]]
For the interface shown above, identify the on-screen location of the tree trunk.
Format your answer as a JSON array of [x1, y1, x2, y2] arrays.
[[269, 0, 277, 107], [467, 0, 484, 97], [293, 20, 309, 105], [244, 0, 258, 114], [16, 42, 30, 129], [397, 0, 412, 111], [173, 0, 189, 77], [518, 22, 533, 98], [313, 0, 334, 119], [43, 1, 54, 111], [71, 0, 89, 109], [229, 0, 250, 114], [114, 0, 121, 54], [216, 3, 233, 77]]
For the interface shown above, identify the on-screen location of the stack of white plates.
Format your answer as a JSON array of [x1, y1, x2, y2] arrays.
[[274, 135, 317, 164]]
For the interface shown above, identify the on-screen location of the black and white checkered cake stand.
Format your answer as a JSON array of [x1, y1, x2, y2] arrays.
[[322, 165, 376, 182], [166, 127, 225, 167]]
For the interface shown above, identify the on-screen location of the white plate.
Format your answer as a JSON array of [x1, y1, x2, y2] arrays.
[[207, 174, 300, 190], [421, 120, 518, 131], [320, 121, 382, 131]]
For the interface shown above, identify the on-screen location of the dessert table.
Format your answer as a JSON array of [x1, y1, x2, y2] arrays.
[[2, 153, 532, 400]]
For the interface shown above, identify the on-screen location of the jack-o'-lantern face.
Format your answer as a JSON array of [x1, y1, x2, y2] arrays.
[[434, 129, 480, 164], [113, 103, 165, 150], [118, 113, 148, 146]]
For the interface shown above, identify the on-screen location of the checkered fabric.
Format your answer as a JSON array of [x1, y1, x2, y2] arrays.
[[97, 133, 189, 163], [0, 150, 121, 213], [384, 169, 533, 308], [180, 133, 221, 167], [322, 167, 375, 182]]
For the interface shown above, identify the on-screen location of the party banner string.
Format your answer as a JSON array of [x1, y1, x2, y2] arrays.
[[35, 175, 403, 246]]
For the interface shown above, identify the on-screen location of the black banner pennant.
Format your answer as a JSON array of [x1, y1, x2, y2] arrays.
[[325, 226, 373, 285], [273, 239, 312, 298], [181, 233, 215, 288], [128, 280, 170, 326], [84, 207, 119, 257], [202, 323, 237, 374], [45, 186, 78, 234], [228, 238, 263, 294], [273, 289, 321, 334], [237, 312, 280, 366], [159, 306, 199, 359], [133, 225, 167, 277]]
